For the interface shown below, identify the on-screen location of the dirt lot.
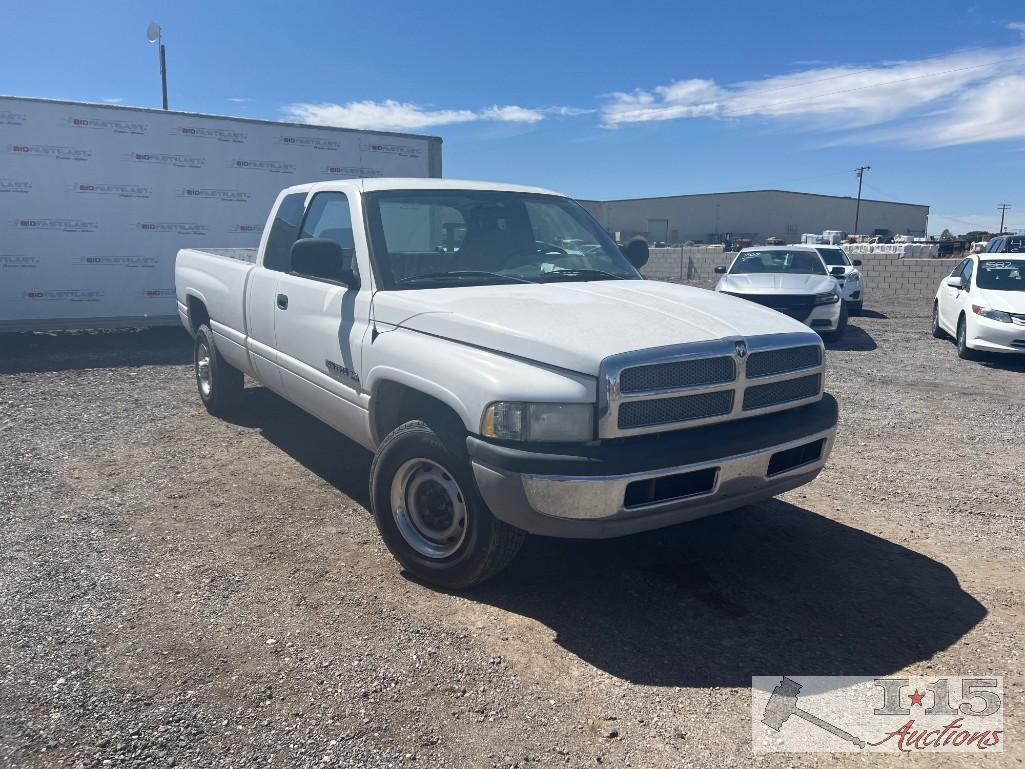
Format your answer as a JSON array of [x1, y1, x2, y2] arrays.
[[1, 298, 1023, 768]]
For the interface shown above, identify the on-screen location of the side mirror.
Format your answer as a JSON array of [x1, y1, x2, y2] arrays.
[[290, 238, 359, 288], [714, 265, 727, 274], [830, 266, 846, 276], [852, 259, 862, 266], [621, 236, 649, 270], [945, 276, 963, 289]]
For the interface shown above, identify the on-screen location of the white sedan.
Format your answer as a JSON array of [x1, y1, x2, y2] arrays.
[[814, 245, 865, 315], [932, 255, 1025, 358], [715, 246, 847, 341]]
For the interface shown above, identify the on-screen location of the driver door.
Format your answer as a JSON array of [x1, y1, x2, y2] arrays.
[[273, 190, 374, 444], [940, 258, 968, 331]]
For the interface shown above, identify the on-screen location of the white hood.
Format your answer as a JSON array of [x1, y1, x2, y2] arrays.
[[716, 273, 837, 295], [975, 287, 1025, 314], [372, 280, 815, 375]]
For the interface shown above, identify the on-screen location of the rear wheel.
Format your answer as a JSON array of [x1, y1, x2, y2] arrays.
[[931, 302, 946, 339], [369, 421, 524, 589], [194, 323, 244, 416], [956, 316, 979, 360]]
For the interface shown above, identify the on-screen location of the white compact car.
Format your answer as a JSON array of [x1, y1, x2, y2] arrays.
[[932, 253, 1025, 358], [715, 246, 846, 341], [814, 245, 865, 315]]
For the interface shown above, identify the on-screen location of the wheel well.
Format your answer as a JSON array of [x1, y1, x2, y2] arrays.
[[186, 296, 209, 335], [371, 381, 467, 449]]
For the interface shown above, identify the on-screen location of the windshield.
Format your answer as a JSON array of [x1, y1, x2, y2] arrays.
[[816, 247, 851, 267], [729, 249, 827, 276], [976, 259, 1025, 291], [364, 190, 640, 289]]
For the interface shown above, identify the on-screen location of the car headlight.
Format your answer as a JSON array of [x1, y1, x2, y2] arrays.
[[972, 304, 1013, 323], [481, 402, 594, 442], [847, 271, 862, 283], [814, 291, 840, 305]]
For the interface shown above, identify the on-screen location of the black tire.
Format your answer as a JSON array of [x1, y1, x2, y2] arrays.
[[848, 301, 863, 316], [822, 301, 848, 342], [956, 316, 978, 360], [194, 323, 244, 416], [369, 420, 524, 589], [931, 302, 946, 339]]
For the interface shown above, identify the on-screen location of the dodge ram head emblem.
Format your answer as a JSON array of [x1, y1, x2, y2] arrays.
[[735, 340, 748, 359]]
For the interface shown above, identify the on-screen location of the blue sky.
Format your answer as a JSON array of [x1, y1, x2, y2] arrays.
[[3, 0, 1024, 235]]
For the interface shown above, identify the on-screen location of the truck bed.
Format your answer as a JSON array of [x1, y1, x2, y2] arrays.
[[189, 248, 259, 264]]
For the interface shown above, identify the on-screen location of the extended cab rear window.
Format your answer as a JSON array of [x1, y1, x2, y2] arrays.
[[263, 192, 307, 272]]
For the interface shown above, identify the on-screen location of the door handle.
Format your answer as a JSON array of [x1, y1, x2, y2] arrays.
[[276, 293, 288, 310]]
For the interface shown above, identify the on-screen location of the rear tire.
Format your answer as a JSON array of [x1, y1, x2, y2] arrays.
[[956, 316, 978, 360], [194, 323, 244, 416], [369, 420, 524, 589], [931, 302, 946, 339]]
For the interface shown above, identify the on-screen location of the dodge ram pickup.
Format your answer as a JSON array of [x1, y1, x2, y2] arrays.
[[175, 179, 838, 587]]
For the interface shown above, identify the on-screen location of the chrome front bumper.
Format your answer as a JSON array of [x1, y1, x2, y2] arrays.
[[471, 427, 836, 539]]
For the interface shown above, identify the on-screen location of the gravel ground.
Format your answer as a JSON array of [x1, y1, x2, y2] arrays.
[[1, 299, 1023, 768]]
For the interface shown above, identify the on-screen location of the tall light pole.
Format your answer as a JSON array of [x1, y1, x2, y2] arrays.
[[853, 165, 871, 235], [146, 22, 168, 110], [998, 203, 1011, 234]]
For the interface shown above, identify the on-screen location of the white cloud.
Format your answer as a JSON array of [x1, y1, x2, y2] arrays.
[[601, 45, 1025, 146], [480, 104, 544, 122], [1007, 21, 1025, 36], [103, 97, 123, 104], [282, 99, 548, 131], [228, 97, 253, 103]]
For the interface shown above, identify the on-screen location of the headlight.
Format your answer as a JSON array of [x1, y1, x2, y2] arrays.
[[847, 271, 862, 282], [814, 291, 840, 305], [972, 304, 1013, 323], [481, 402, 594, 442]]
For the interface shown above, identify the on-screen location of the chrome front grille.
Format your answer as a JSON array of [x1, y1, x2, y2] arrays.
[[618, 390, 734, 429], [743, 374, 821, 411], [599, 333, 825, 438], [746, 345, 822, 379], [619, 356, 735, 393]]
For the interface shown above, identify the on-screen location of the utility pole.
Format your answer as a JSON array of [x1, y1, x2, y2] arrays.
[[146, 22, 168, 110], [853, 166, 871, 235], [998, 203, 1011, 234]]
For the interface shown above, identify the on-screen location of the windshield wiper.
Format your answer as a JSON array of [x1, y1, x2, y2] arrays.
[[539, 268, 628, 281], [396, 270, 538, 286]]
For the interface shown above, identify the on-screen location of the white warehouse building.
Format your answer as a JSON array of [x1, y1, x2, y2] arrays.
[[578, 189, 929, 245]]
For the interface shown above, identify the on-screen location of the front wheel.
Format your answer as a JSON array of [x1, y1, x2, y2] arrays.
[[822, 301, 848, 342], [956, 316, 979, 360], [369, 421, 524, 589], [931, 302, 946, 339]]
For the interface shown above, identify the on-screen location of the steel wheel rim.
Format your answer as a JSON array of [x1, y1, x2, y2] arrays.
[[197, 340, 213, 398], [390, 458, 468, 559]]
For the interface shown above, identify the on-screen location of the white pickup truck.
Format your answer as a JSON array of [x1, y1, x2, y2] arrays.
[[175, 178, 838, 587]]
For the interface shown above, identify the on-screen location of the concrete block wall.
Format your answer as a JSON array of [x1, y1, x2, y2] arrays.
[[641, 248, 961, 300]]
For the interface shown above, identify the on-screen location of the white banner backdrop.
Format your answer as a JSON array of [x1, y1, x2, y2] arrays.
[[0, 96, 441, 331]]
